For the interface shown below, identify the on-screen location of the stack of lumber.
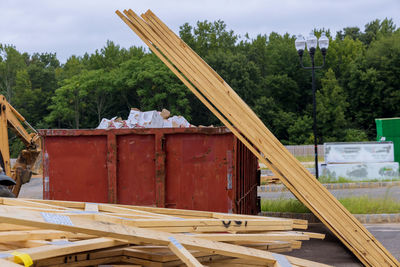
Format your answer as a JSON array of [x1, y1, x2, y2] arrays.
[[0, 198, 329, 266], [116, 9, 399, 266]]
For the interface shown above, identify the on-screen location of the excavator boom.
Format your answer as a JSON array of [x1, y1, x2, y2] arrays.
[[0, 95, 41, 197]]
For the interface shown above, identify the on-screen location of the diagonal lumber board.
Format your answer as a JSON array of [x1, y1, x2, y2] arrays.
[[126, 3, 332, 234], [134, 11, 378, 262], [0, 207, 330, 267], [119, 8, 362, 262], [140, 9, 393, 260], [116, 10, 399, 267], [129, 9, 398, 266]]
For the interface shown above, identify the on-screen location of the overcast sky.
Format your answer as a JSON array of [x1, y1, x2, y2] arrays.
[[1, 0, 399, 63]]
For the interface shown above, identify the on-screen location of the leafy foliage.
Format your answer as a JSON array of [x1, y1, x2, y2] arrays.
[[0, 18, 399, 145]]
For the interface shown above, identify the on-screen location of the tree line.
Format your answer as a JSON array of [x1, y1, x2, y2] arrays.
[[1, 18, 399, 148]]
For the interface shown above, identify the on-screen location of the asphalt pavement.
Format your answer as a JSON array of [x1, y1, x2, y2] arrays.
[[283, 223, 400, 266], [18, 176, 43, 199]]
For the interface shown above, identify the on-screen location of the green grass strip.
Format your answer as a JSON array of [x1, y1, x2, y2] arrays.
[[262, 195, 400, 214], [318, 176, 400, 184]]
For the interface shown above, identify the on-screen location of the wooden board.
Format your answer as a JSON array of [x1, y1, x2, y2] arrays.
[[115, 9, 399, 267], [0, 198, 329, 267]]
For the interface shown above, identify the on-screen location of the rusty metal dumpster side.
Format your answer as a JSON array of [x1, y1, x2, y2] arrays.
[[39, 127, 259, 214]]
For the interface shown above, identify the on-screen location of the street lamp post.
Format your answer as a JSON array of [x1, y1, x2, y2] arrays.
[[295, 32, 329, 179]]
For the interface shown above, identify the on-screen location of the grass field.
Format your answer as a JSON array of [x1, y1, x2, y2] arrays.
[[317, 176, 400, 184], [294, 155, 325, 162], [260, 175, 400, 185], [261, 195, 400, 214]]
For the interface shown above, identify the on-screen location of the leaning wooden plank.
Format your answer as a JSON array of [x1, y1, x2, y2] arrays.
[[167, 237, 203, 267], [116, 9, 398, 266], [138, 5, 376, 258], [112, 9, 303, 230], [0, 207, 331, 267], [138, 7, 352, 242], [139, 11, 396, 267]]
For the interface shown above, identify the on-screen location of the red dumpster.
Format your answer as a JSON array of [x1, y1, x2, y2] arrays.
[[39, 127, 260, 214]]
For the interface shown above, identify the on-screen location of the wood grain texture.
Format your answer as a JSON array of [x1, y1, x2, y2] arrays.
[[116, 9, 399, 267]]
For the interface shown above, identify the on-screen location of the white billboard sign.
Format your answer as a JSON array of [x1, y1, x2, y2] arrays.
[[324, 142, 394, 164]]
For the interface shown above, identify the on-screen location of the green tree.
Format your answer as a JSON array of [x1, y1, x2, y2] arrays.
[[346, 31, 400, 136], [118, 54, 191, 118], [361, 18, 396, 45], [12, 69, 43, 124], [287, 115, 313, 144], [46, 74, 89, 129], [325, 36, 365, 79], [316, 69, 348, 142], [179, 20, 237, 58], [336, 27, 362, 41], [22, 53, 60, 126], [253, 96, 299, 144], [80, 69, 113, 125], [0, 44, 27, 102], [263, 32, 310, 112]]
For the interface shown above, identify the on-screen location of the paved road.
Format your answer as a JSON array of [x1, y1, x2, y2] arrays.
[[283, 223, 400, 266], [259, 184, 400, 200], [19, 177, 43, 199]]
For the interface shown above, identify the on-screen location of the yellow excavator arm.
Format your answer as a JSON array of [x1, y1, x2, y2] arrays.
[[0, 95, 41, 197]]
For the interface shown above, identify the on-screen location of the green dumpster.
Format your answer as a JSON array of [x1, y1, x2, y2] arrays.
[[376, 118, 400, 163]]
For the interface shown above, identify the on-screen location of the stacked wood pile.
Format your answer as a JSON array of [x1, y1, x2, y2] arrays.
[[116, 9, 399, 266], [0, 198, 330, 266]]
